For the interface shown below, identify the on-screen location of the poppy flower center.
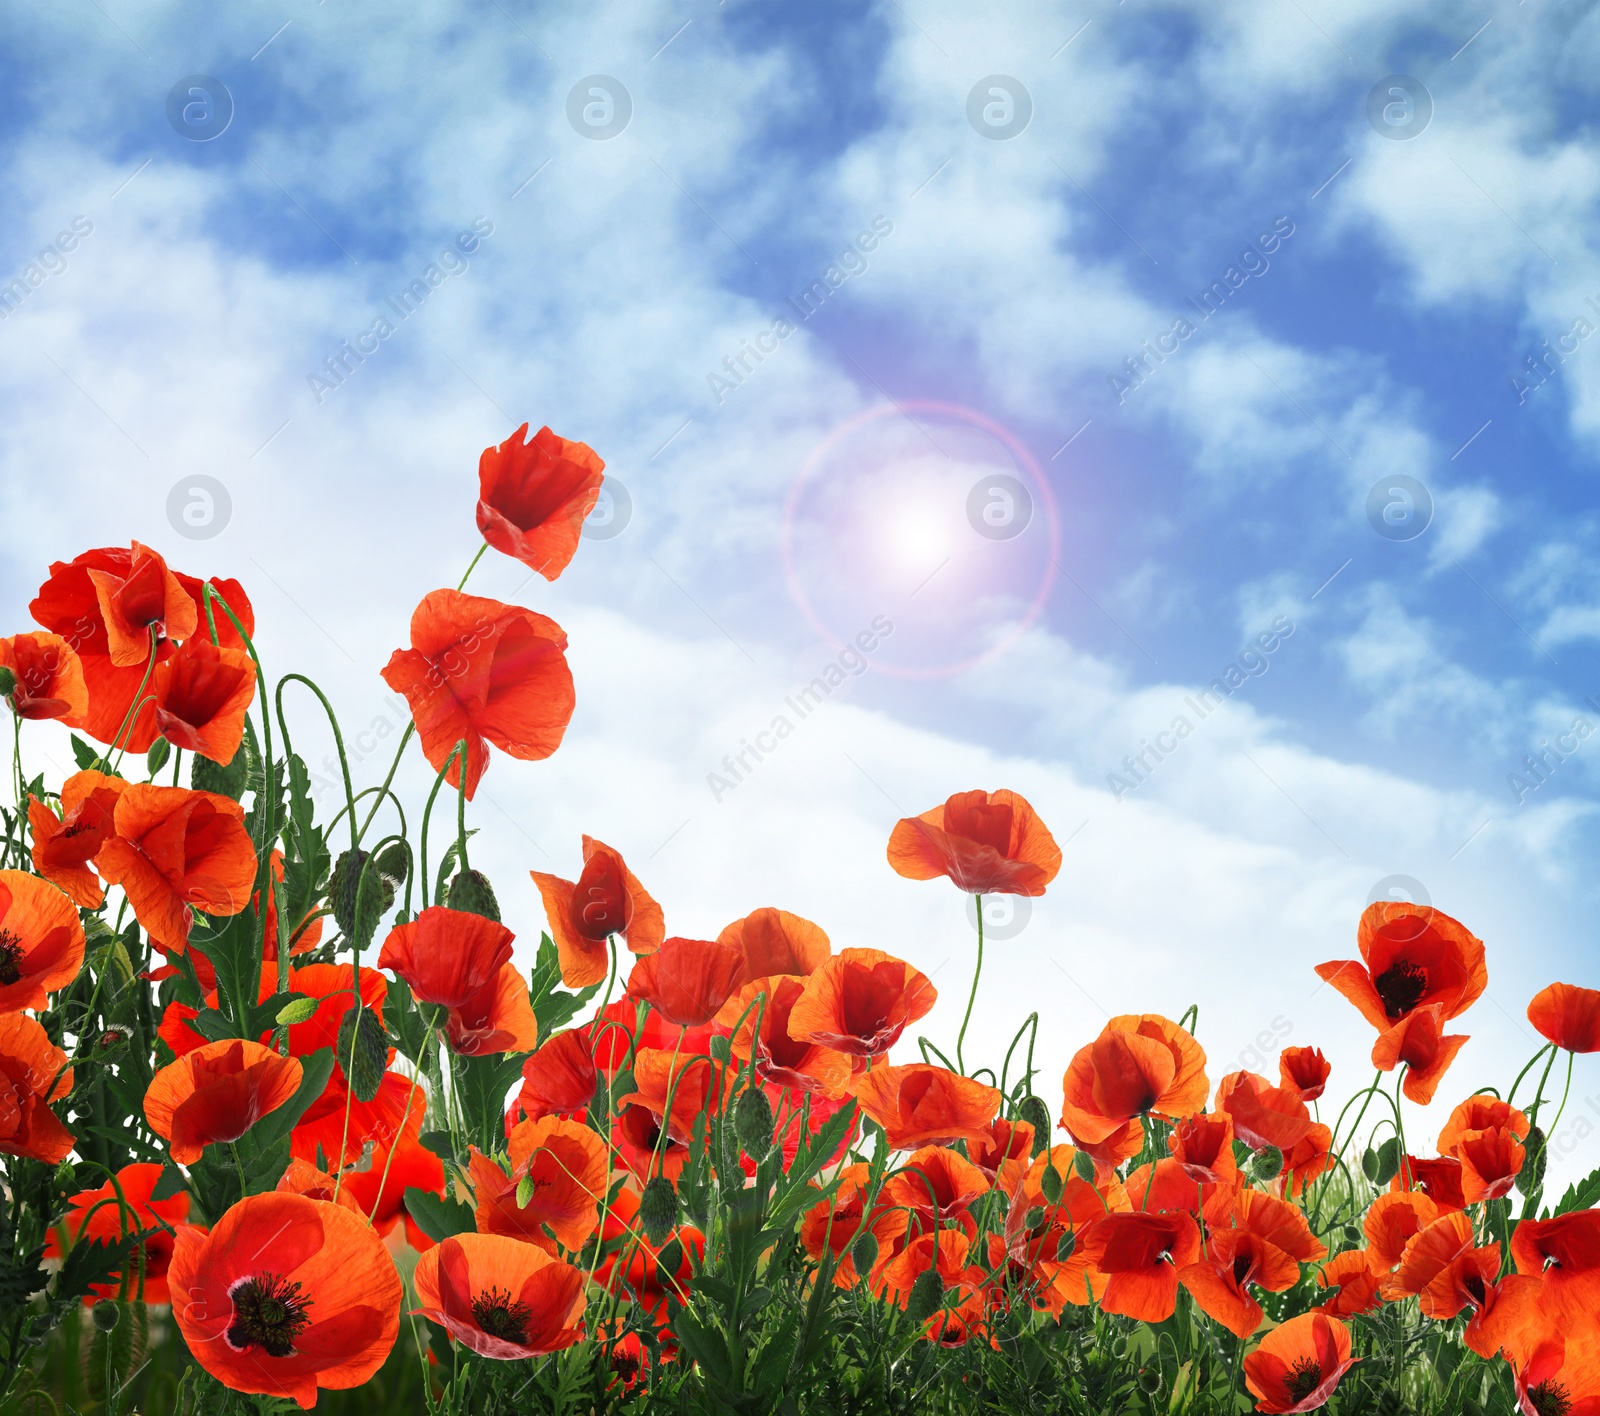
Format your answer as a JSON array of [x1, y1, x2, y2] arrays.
[[1527, 1380, 1573, 1416], [226, 1272, 313, 1357], [471, 1285, 532, 1344], [1231, 1253, 1253, 1286], [1283, 1357, 1323, 1404], [1373, 960, 1429, 1019], [611, 1347, 642, 1385], [0, 929, 23, 985]]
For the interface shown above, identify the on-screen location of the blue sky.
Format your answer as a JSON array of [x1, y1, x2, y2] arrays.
[[4, 0, 1600, 1167]]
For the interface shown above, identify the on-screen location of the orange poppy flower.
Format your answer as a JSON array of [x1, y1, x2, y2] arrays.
[[875, 1228, 977, 1308], [587, 997, 729, 1075], [1279, 1046, 1331, 1101], [1391, 1155, 1466, 1211], [717, 906, 831, 980], [291, 1068, 425, 1175], [1364, 1189, 1439, 1272], [414, 1231, 587, 1359], [1076, 1210, 1201, 1322], [609, 1219, 704, 1326], [168, 1192, 401, 1409], [1214, 1072, 1334, 1195], [883, 1145, 991, 1235], [515, 1029, 599, 1126], [30, 547, 254, 751], [1511, 1210, 1600, 1330], [276, 1157, 363, 1212], [0, 1012, 74, 1162], [1529, 982, 1600, 1055], [1169, 1111, 1239, 1189], [887, 789, 1062, 896], [787, 948, 938, 1059], [380, 588, 574, 800], [28, 769, 124, 908], [1439, 1095, 1529, 1153], [852, 1064, 1000, 1150], [614, 1047, 722, 1180], [717, 975, 853, 1096], [475, 423, 605, 581], [1510, 1335, 1600, 1416], [0, 870, 85, 1013], [86, 540, 198, 667], [625, 936, 745, 1029], [800, 1162, 909, 1288], [1462, 1270, 1545, 1362], [1369, 1004, 1469, 1104], [377, 905, 535, 1055], [96, 784, 257, 955], [1314, 1250, 1383, 1318], [1003, 1145, 1131, 1312], [144, 1039, 303, 1165], [44, 1162, 194, 1304], [530, 835, 664, 988], [470, 1116, 608, 1254], [1061, 1014, 1208, 1147], [970, 1117, 1035, 1181], [341, 1126, 447, 1251], [1180, 1229, 1302, 1339], [1381, 1209, 1499, 1319], [1316, 900, 1486, 1030], [150, 636, 256, 764], [0, 631, 87, 721], [1124, 1156, 1232, 1224], [1453, 1127, 1526, 1204], [1243, 1312, 1357, 1415]]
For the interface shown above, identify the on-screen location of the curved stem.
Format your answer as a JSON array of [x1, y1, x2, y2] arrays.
[[275, 673, 359, 854], [418, 741, 468, 911], [956, 893, 985, 1075], [96, 629, 160, 773], [357, 724, 415, 846]]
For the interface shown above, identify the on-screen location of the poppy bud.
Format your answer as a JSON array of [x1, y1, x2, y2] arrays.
[[851, 1232, 878, 1276], [516, 1174, 535, 1209], [329, 849, 395, 948], [1018, 1095, 1051, 1156], [276, 996, 320, 1026], [146, 737, 171, 775], [0, 665, 15, 698], [735, 1087, 774, 1158], [1518, 1126, 1547, 1198], [709, 1034, 732, 1063], [1138, 1366, 1163, 1395], [1072, 1151, 1097, 1184], [905, 1269, 945, 1326], [1024, 1206, 1046, 1231], [335, 1004, 388, 1104], [374, 841, 410, 887], [191, 737, 249, 799], [1252, 1145, 1284, 1181], [446, 868, 501, 922], [92, 1302, 121, 1333], [1055, 1229, 1076, 1262], [639, 1175, 679, 1245], [655, 1237, 683, 1281], [1039, 1162, 1064, 1204]]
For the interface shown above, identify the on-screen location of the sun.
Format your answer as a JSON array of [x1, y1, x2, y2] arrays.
[[883, 502, 955, 576]]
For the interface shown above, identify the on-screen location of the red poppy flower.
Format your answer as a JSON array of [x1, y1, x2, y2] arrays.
[[1529, 982, 1600, 1055], [1381, 1209, 1499, 1319], [0, 631, 88, 721], [1077, 1210, 1201, 1322], [1453, 1127, 1526, 1204], [787, 948, 938, 1060], [1439, 1095, 1529, 1154], [28, 769, 124, 908], [0, 870, 85, 1013], [1314, 1250, 1383, 1318], [1370, 1004, 1470, 1104], [800, 1162, 909, 1287], [144, 1039, 303, 1165], [1180, 1229, 1302, 1338], [1315, 901, 1485, 1033], [476, 423, 606, 581], [1509, 1333, 1600, 1416], [1243, 1313, 1357, 1415], [1122, 1156, 1232, 1224], [342, 1125, 446, 1251], [515, 1029, 599, 1126], [717, 907, 831, 980], [882, 1145, 991, 1235], [606, 1214, 704, 1326], [276, 963, 389, 1063], [587, 996, 729, 1075], [614, 1047, 723, 1180], [625, 936, 746, 1028], [530, 835, 664, 988], [1061, 1014, 1209, 1147], [380, 589, 574, 800], [276, 1157, 364, 1212], [414, 1230, 587, 1359], [151, 636, 256, 764], [852, 1064, 1001, 1151], [887, 789, 1062, 896], [96, 785, 258, 955], [30, 547, 253, 751], [168, 1192, 401, 1409], [1169, 1111, 1239, 1189], [1214, 1072, 1333, 1194], [44, 1162, 193, 1304], [470, 1116, 608, 1254], [1364, 1190, 1439, 1272], [1002, 1145, 1131, 1312], [291, 1068, 427, 1178], [717, 975, 853, 1096], [1391, 1155, 1466, 1212], [1279, 1046, 1331, 1101], [1511, 1209, 1600, 1330], [0, 1012, 74, 1162], [875, 1228, 976, 1308], [377, 905, 535, 1054], [971, 1117, 1035, 1182]]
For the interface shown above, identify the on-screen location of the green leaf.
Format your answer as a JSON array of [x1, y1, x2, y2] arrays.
[[1551, 1162, 1600, 1217], [404, 1187, 476, 1244], [418, 1130, 457, 1164], [526, 933, 603, 1037], [149, 1165, 188, 1202], [189, 1008, 236, 1043], [383, 977, 432, 1065], [249, 1048, 337, 1151], [70, 733, 110, 773], [336, 1003, 388, 1104], [55, 1234, 143, 1307]]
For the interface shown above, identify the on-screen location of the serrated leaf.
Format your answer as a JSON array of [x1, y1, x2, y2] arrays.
[[55, 1234, 143, 1307], [1552, 1162, 1600, 1217], [528, 932, 601, 1036], [248, 1048, 336, 1151], [149, 1165, 188, 1202], [336, 1003, 388, 1103], [404, 1187, 475, 1243], [382, 977, 432, 1065], [70, 734, 109, 773]]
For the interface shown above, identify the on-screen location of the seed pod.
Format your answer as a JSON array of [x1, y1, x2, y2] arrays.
[[905, 1269, 945, 1326], [446, 868, 501, 922], [92, 1302, 121, 1333], [192, 739, 248, 799], [1252, 1145, 1284, 1182], [335, 1003, 388, 1104], [735, 1087, 775, 1158], [639, 1175, 679, 1246], [1024, 1206, 1046, 1232]]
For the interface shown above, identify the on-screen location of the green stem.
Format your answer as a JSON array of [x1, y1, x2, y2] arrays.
[[457, 542, 489, 590], [956, 893, 985, 1076]]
